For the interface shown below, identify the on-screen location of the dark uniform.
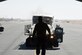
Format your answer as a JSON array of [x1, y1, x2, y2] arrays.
[[33, 16, 51, 55], [55, 25, 63, 43]]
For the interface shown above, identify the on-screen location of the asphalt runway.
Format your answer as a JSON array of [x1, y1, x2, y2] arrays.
[[0, 21, 82, 55]]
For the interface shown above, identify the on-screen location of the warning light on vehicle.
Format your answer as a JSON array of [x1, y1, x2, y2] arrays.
[[50, 36, 54, 39]]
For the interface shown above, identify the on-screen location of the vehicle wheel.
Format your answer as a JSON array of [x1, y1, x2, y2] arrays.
[[53, 40, 59, 47]]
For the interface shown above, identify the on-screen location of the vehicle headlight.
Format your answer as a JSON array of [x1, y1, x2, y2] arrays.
[[29, 35, 32, 38], [50, 36, 54, 39], [30, 36, 32, 38]]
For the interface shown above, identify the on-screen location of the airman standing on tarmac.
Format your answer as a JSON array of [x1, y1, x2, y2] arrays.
[[33, 16, 51, 55]]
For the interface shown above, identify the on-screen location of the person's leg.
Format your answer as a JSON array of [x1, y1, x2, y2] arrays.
[[42, 48, 46, 55], [41, 42, 46, 55], [36, 47, 40, 55], [61, 35, 63, 42], [36, 41, 40, 55]]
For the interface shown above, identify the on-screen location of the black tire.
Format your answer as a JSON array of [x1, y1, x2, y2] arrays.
[[26, 37, 32, 47], [53, 40, 59, 47]]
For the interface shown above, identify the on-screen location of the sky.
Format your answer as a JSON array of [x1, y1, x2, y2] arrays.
[[0, 0, 82, 20]]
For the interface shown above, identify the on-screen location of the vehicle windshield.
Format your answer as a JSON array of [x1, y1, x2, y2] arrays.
[[32, 16, 53, 25]]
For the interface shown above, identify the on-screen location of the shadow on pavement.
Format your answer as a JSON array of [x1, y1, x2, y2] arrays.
[[18, 43, 60, 50]]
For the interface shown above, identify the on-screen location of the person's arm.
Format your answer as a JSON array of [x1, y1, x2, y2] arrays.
[[46, 24, 51, 36], [33, 25, 37, 37]]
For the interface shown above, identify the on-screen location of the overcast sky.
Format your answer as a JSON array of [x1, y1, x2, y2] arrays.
[[0, 0, 82, 20]]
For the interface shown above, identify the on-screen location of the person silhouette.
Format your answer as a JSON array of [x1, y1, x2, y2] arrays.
[[55, 24, 63, 43], [33, 16, 51, 55]]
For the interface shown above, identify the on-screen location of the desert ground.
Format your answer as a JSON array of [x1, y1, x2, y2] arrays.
[[0, 20, 82, 55]]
